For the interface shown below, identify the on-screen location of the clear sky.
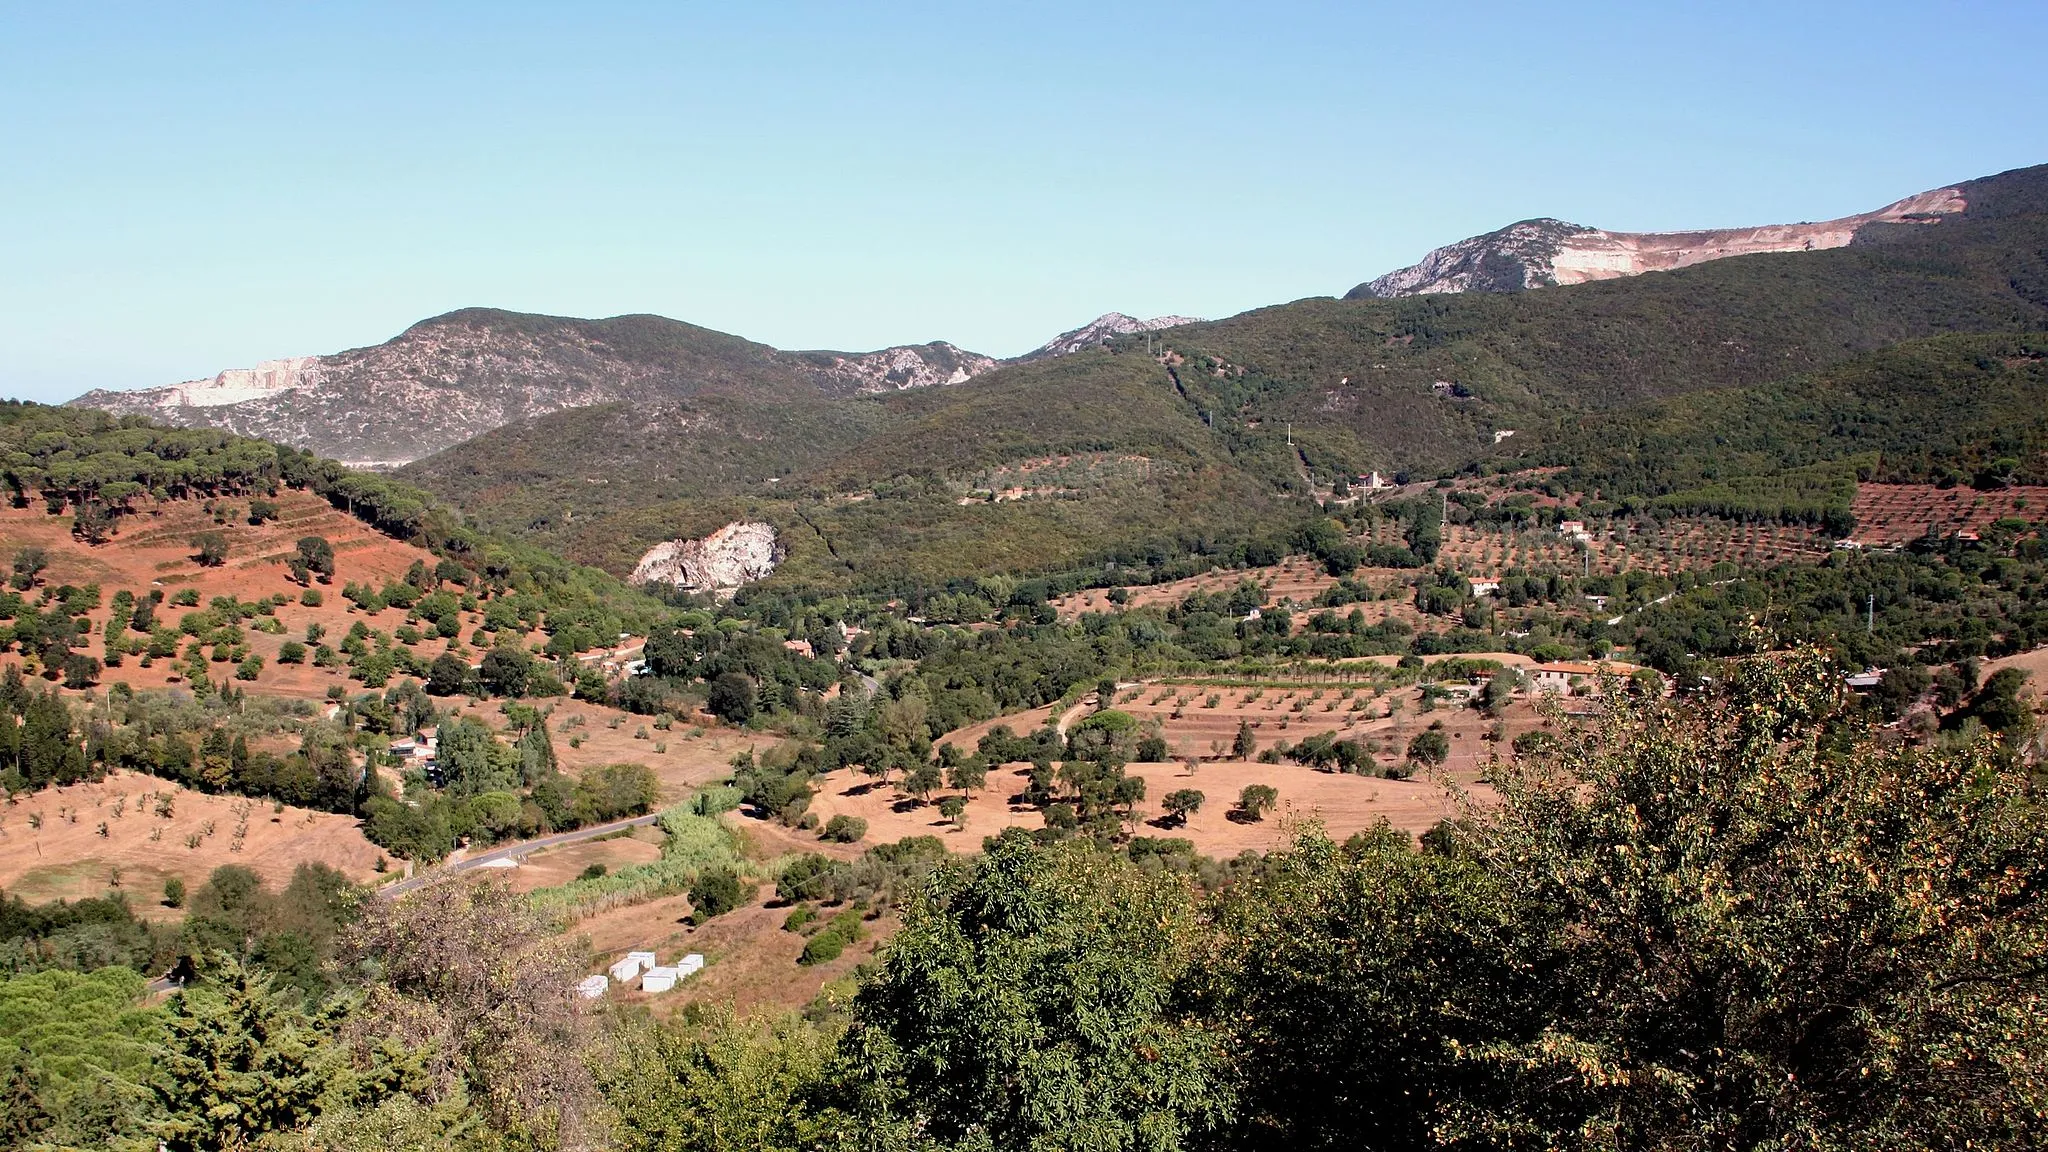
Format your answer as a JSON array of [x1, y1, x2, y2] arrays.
[[4, 1, 2045, 402]]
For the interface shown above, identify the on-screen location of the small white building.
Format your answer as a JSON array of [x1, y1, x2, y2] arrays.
[[640, 966, 680, 994], [575, 974, 608, 999], [1469, 577, 1502, 596], [1530, 662, 1604, 695], [1558, 520, 1588, 539], [676, 953, 705, 978], [608, 955, 647, 983]]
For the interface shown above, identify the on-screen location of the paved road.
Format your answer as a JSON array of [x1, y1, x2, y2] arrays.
[[144, 811, 665, 994], [381, 811, 665, 897]]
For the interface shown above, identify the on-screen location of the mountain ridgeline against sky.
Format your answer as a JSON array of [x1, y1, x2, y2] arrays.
[[68, 309, 1202, 467], [1346, 180, 1977, 299], [62, 162, 2048, 588]]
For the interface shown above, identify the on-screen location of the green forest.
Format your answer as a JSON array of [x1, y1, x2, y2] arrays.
[[5, 650, 2044, 1150]]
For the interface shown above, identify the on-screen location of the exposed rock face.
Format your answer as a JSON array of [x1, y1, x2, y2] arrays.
[[71, 310, 998, 467], [1026, 313, 1204, 360], [788, 341, 997, 392], [110, 356, 325, 408], [1348, 186, 1968, 299], [629, 521, 780, 596]]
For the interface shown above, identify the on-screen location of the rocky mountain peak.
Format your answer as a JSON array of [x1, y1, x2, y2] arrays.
[[1348, 185, 1968, 300], [1026, 312, 1204, 360]]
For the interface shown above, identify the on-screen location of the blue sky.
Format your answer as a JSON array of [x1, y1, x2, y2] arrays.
[[4, 1, 2045, 401]]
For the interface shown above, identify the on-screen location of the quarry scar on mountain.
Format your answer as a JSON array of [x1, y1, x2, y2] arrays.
[[629, 521, 781, 598]]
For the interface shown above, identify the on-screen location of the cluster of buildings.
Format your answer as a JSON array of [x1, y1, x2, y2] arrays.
[[575, 949, 707, 998]]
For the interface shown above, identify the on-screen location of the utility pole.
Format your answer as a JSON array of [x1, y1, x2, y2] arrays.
[[1867, 593, 1874, 634]]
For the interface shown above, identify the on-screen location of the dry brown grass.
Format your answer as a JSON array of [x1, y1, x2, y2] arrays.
[[0, 769, 386, 910]]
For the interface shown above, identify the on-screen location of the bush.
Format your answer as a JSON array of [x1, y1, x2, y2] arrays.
[[190, 531, 229, 567], [579, 863, 608, 881], [300, 588, 323, 607], [162, 876, 186, 908], [822, 814, 868, 843], [1405, 730, 1450, 766], [688, 866, 751, 924], [798, 908, 866, 966], [1236, 784, 1279, 821], [689, 785, 742, 817]]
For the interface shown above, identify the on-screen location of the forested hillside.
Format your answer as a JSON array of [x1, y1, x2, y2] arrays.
[[384, 165, 2048, 589]]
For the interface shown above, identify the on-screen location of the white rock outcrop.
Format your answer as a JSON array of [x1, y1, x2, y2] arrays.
[[630, 522, 780, 596], [1027, 313, 1204, 359], [1353, 186, 1968, 299]]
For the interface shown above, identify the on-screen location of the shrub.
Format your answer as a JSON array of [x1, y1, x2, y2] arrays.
[[798, 908, 866, 966], [823, 814, 868, 843], [1236, 784, 1279, 821], [688, 866, 751, 924], [190, 531, 229, 567]]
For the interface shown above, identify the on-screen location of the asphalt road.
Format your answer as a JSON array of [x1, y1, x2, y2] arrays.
[[145, 810, 665, 993], [380, 811, 665, 897]]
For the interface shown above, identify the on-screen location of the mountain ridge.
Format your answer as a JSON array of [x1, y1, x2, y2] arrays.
[[68, 307, 1200, 467], [1346, 183, 1971, 299]]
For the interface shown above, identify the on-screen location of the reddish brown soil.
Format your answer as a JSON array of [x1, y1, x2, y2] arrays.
[[1849, 484, 2048, 546], [0, 769, 386, 910]]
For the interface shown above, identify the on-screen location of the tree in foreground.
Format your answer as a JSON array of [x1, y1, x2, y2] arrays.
[[844, 829, 1233, 1150], [1214, 646, 2048, 1150]]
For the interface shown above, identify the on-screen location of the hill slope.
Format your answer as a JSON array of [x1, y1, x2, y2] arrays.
[[1345, 177, 1971, 298], [72, 309, 998, 466], [383, 164, 2048, 587]]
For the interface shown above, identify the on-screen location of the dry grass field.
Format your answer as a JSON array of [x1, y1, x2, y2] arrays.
[[0, 769, 386, 909]]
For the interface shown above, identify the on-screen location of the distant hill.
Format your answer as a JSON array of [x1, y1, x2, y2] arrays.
[[71, 309, 1000, 467], [66, 308, 1203, 469], [1338, 167, 2048, 299], [1022, 312, 1205, 360], [60, 163, 2048, 592], [387, 163, 2048, 587]]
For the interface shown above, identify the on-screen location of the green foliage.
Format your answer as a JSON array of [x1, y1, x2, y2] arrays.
[[602, 1008, 848, 1151], [1161, 788, 1205, 825], [687, 867, 750, 925], [797, 908, 864, 967], [821, 814, 866, 843], [1234, 783, 1278, 820], [846, 830, 1233, 1148], [0, 967, 162, 1148], [152, 955, 329, 1152], [1211, 647, 2048, 1148]]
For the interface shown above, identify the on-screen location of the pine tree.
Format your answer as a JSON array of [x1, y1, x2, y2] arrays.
[[152, 955, 332, 1152]]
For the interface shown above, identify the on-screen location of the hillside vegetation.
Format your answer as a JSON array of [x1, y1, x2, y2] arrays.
[[388, 165, 2048, 589]]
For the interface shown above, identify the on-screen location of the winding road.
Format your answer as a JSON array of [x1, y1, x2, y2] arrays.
[[145, 811, 665, 994], [379, 811, 665, 898]]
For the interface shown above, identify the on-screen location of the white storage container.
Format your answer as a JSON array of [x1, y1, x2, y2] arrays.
[[640, 966, 680, 993], [676, 953, 705, 977], [575, 974, 608, 999], [608, 956, 645, 983]]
